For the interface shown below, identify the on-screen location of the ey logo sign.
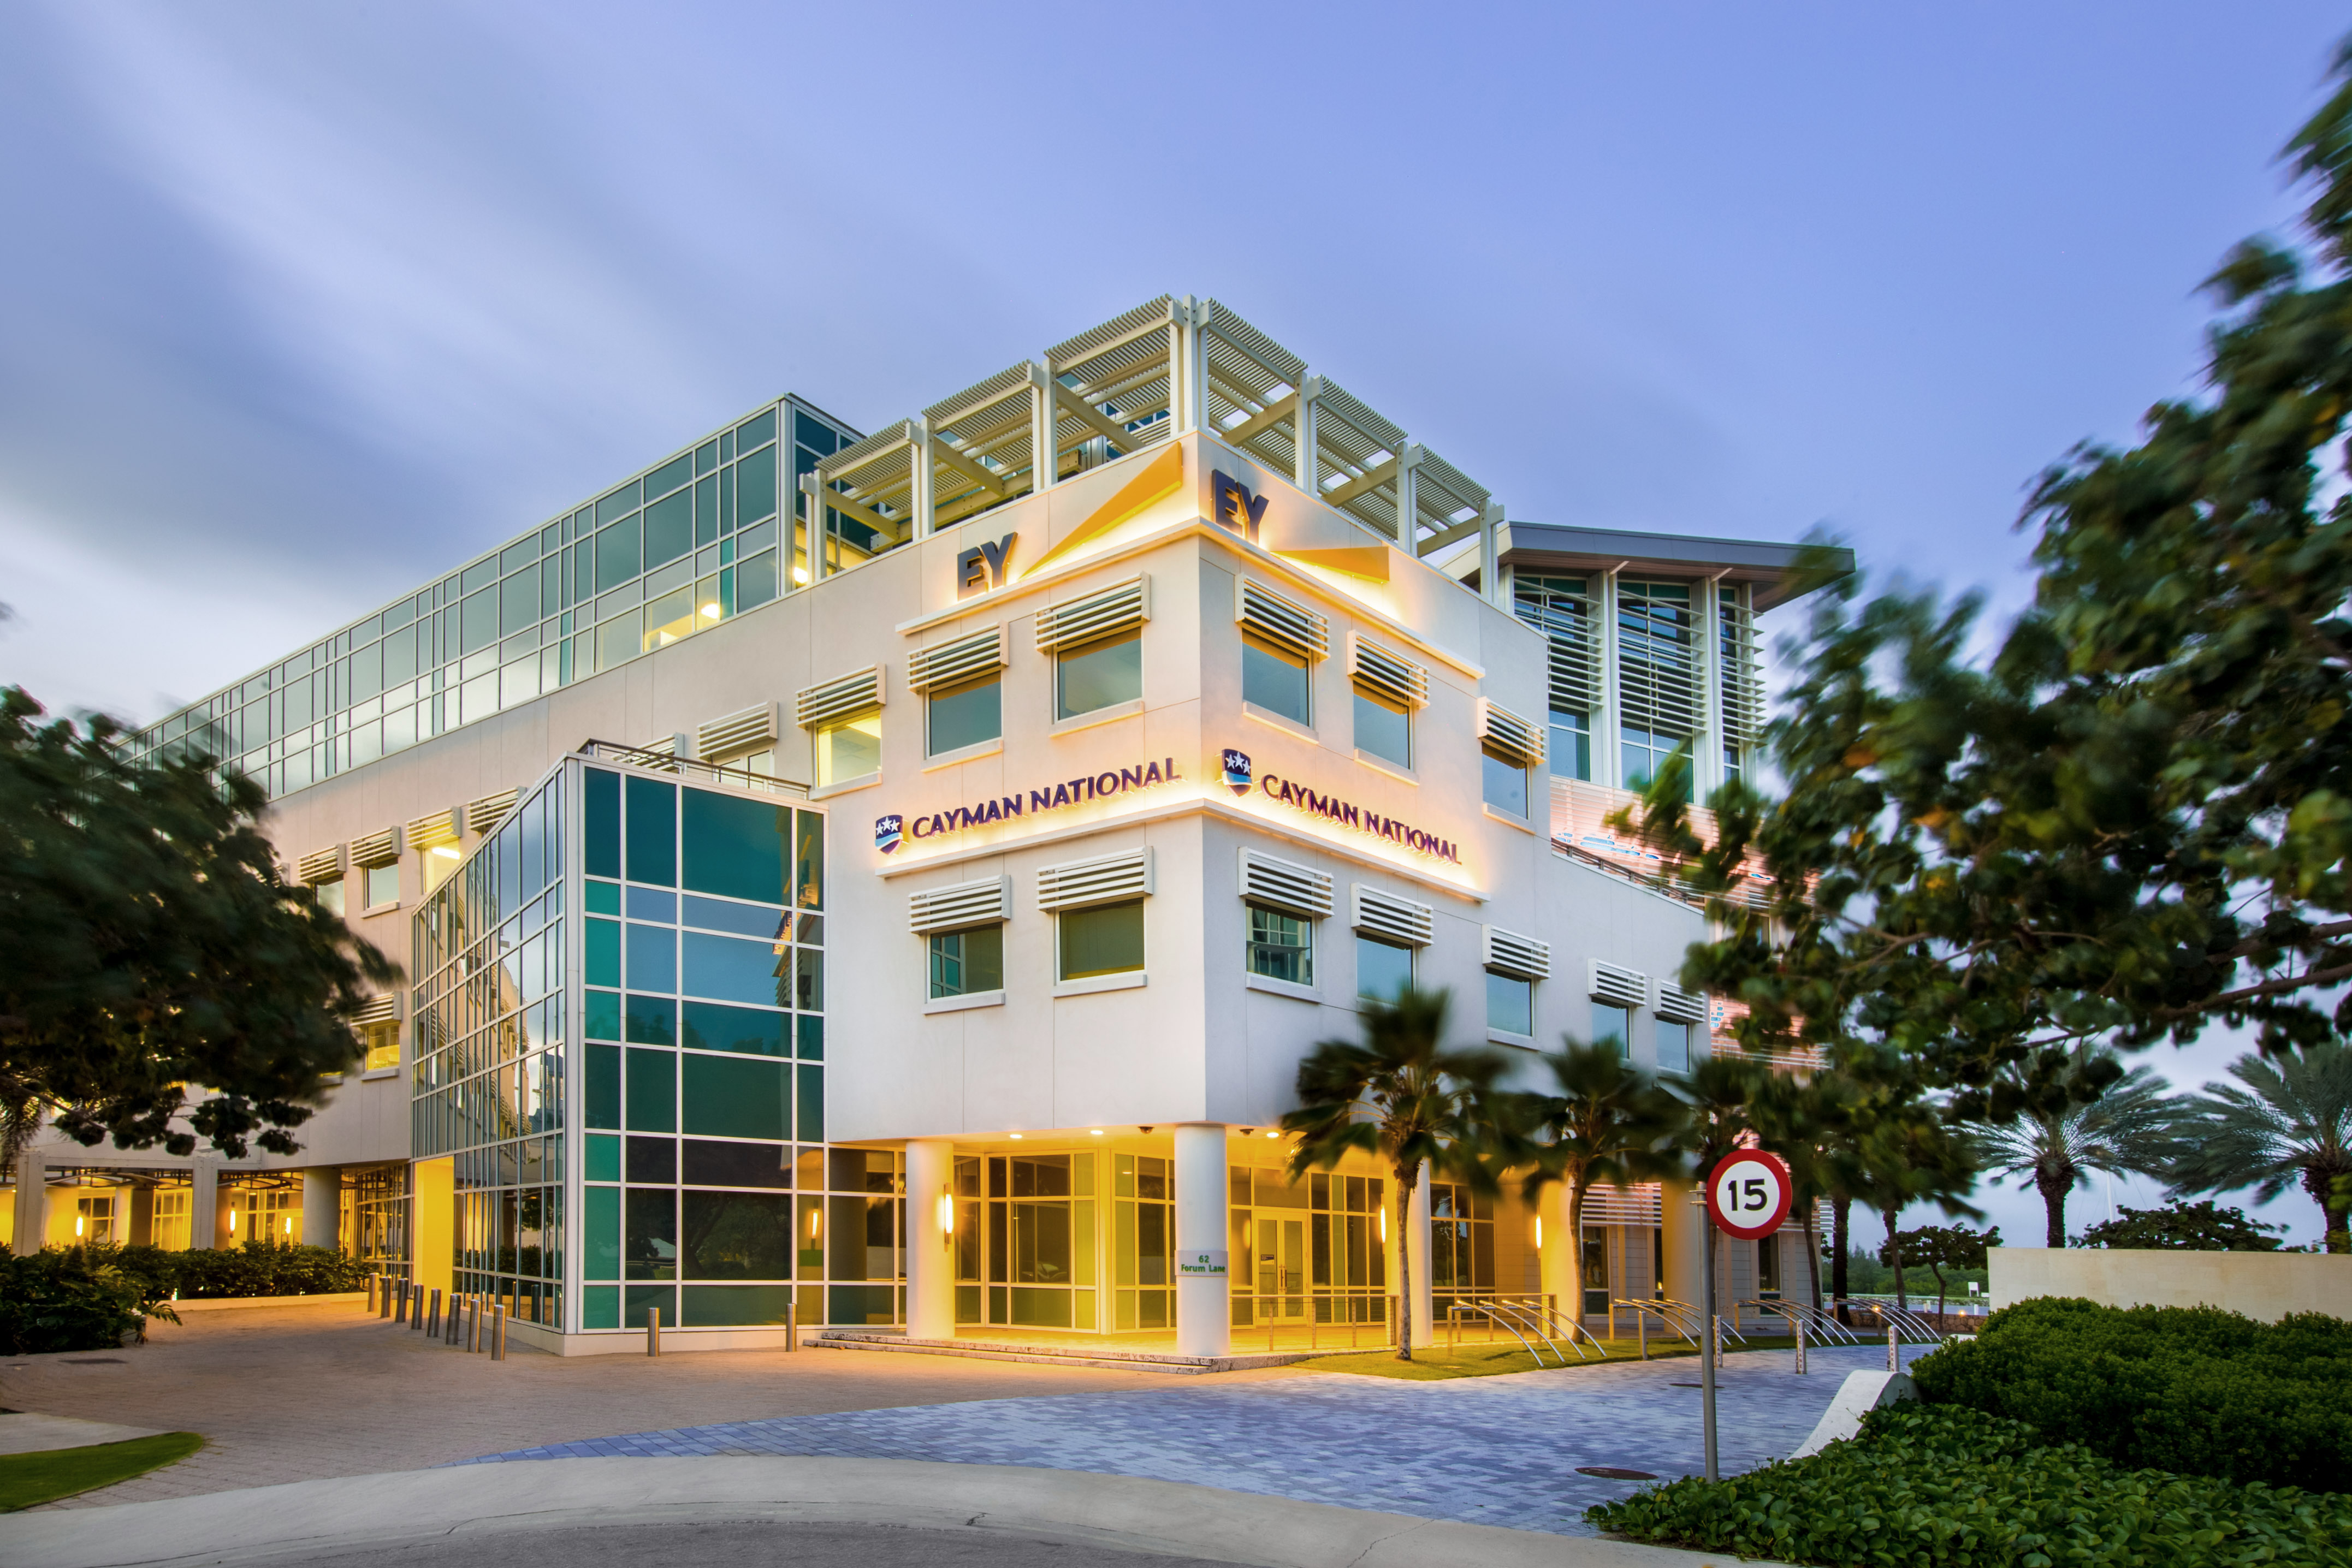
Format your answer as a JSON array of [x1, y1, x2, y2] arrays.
[[956, 533, 1016, 597], [1211, 471, 1269, 543]]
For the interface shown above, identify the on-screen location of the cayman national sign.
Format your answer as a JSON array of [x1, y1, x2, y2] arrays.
[[1225, 748, 1462, 864], [876, 758, 1182, 852]]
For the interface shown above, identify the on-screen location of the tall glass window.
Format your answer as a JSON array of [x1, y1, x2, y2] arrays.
[[1512, 574, 1595, 782], [1591, 1002, 1631, 1056], [1246, 904, 1313, 985], [1655, 1019, 1692, 1072], [1242, 637, 1311, 724], [1056, 630, 1141, 720], [1618, 580, 1695, 797], [1356, 935, 1413, 1003]]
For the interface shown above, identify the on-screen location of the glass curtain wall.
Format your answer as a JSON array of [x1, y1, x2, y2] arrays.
[[1228, 1161, 1389, 1328], [1510, 574, 1596, 781], [1428, 1180, 1496, 1317], [130, 402, 858, 793]]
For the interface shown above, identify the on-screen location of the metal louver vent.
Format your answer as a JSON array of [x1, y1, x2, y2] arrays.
[[1037, 847, 1154, 912], [796, 666, 885, 730], [1655, 982, 1708, 1024], [907, 626, 1008, 695], [465, 788, 520, 835], [1482, 926, 1551, 981], [700, 702, 780, 759], [1239, 849, 1334, 918], [1035, 575, 1151, 655], [405, 809, 460, 851], [1591, 960, 1647, 1008], [1350, 884, 1433, 947], [1618, 582, 1702, 751], [295, 846, 345, 885], [352, 993, 399, 1027], [1236, 578, 1329, 662], [1478, 698, 1545, 769], [1349, 635, 1429, 709], [1718, 595, 1764, 751], [1514, 580, 1601, 721], [349, 827, 401, 869], [908, 876, 1012, 935]]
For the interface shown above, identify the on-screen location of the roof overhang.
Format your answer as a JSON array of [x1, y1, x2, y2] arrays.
[[1491, 523, 1853, 611]]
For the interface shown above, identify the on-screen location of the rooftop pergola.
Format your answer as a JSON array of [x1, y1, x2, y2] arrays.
[[803, 296, 1502, 579]]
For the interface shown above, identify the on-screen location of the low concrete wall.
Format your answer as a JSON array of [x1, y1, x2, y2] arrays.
[[1989, 1247, 2352, 1321], [170, 1291, 368, 1313]]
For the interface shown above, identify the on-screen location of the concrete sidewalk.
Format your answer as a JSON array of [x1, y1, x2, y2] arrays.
[[0, 1456, 1792, 1568]]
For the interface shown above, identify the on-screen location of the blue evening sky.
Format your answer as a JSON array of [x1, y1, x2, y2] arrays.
[[2, 2, 2343, 1248]]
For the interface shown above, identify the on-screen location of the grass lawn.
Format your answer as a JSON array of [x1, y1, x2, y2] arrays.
[[1308, 1335, 1804, 1381], [0, 1433, 204, 1511]]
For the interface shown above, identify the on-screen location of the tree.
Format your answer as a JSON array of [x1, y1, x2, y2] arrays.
[[1883, 1222, 1999, 1318], [2075, 1198, 2284, 1251], [1514, 1041, 1686, 1309], [1605, 46, 2352, 1124], [1975, 1050, 2181, 1248], [1280, 988, 1507, 1361], [0, 690, 399, 1172], [2167, 1043, 2352, 1251]]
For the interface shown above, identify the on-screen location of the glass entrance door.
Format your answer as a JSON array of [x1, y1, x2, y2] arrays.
[[1255, 1216, 1306, 1320]]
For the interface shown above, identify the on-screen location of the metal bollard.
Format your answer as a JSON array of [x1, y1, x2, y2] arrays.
[[647, 1305, 661, 1357], [448, 1293, 465, 1346], [492, 1303, 507, 1361], [1887, 1322, 1898, 1371], [395, 1281, 409, 1325], [366, 1275, 377, 1315], [378, 1278, 391, 1320], [426, 1288, 442, 1339], [785, 1302, 797, 1352], [1794, 1317, 1807, 1375]]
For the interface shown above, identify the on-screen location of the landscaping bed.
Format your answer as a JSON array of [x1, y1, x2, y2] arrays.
[[0, 1242, 370, 1355], [0, 1433, 204, 1511]]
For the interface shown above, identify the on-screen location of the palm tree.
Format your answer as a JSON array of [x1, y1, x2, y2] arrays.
[[1976, 1048, 2179, 1248], [1516, 1041, 1686, 1320], [1279, 987, 1507, 1360], [2168, 1043, 2352, 1252]]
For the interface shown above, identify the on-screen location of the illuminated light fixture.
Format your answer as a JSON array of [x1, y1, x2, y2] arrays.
[[1264, 1130, 1279, 1139], [791, 567, 810, 585], [1378, 1209, 1387, 1242], [1088, 1129, 1104, 1137], [430, 845, 461, 860], [74, 1215, 86, 1237], [283, 1216, 294, 1236], [1008, 1132, 1023, 1141], [701, 603, 722, 619], [228, 1209, 238, 1232], [1533, 1217, 1543, 1250], [808, 1209, 822, 1240], [937, 1191, 955, 1238]]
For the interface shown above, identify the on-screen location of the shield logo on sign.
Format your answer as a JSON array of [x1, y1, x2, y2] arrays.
[[874, 814, 904, 854], [1221, 750, 1253, 797]]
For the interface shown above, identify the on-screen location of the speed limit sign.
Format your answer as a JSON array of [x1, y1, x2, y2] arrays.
[[1707, 1150, 1793, 1240]]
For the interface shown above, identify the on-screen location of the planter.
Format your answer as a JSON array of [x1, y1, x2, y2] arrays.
[[169, 1291, 369, 1313]]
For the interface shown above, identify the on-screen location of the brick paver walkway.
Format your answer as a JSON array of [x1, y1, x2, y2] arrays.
[[0, 1303, 1301, 1507]]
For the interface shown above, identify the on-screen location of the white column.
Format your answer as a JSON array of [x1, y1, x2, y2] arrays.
[[1173, 1123, 1230, 1357], [910, 417, 934, 538], [1597, 570, 1622, 789], [1696, 574, 1725, 797], [1479, 501, 1506, 607], [1396, 443, 1424, 557], [301, 1167, 342, 1252], [1537, 1182, 1576, 1327], [1294, 376, 1322, 491], [1661, 1178, 1704, 1317], [1408, 1162, 1433, 1347], [904, 1138, 956, 1341], [190, 1157, 221, 1251], [12, 1150, 46, 1256]]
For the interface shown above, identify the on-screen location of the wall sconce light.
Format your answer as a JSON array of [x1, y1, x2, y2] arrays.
[[1378, 1208, 1387, 1243], [1533, 1216, 1543, 1250], [228, 1209, 238, 1233], [937, 1190, 955, 1242]]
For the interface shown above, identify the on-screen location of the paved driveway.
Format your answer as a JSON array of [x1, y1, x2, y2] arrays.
[[457, 1344, 1935, 1536]]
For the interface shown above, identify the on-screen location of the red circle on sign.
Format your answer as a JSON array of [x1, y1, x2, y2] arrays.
[[1706, 1150, 1793, 1240]]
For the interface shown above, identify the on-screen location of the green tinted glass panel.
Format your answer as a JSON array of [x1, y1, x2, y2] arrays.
[[627, 924, 676, 992], [625, 1191, 676, 1282], [680, 1284, 795, 1325], [585, 770, 620, 879], [736, 442, 777, 522], [596, 482, 641, 524], [795, 1064, 823, 1141], [683, 1054, 788, 1140], [1486, 971, 1532, 1035], [644, 488, 692, 569], [585, 878, 622, 914], [501, 567, 540, 636], [1059, 900, 1144, 979], [1242, 639, 1310, 722], [585, 919, 620, 987], [624, 1284, 676, 1325], [695, 475, 719, 545], [586, 1133, 621, 1182], [584, 1186, 620, 1280], [625, 995, 677, 1046], [737, 549, 778, 611], [794, 812, 824, 908], [796, 1015, 823, 1061], [586, 989, 621, 1043], [582, 1284, 619, 1328], [647, 453, 692, 498], [459, 588, 497, 654], [595, 519, 641, 592], [681, 790, 788, 903], [927, 678, 1000, 755], [625, 1047, 676, 1130], [681, 930, 783, 1006], [681, 1193, 792, 1279], [586, 1042, 621, 1126], [1056, 631, 1141, 720], [625, 776, 677, 886], [682, 999, 787, 1055]]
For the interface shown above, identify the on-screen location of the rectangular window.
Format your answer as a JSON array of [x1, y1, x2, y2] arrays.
[[362, 1023, 399, 1072], [1486, 971, 1532, 1036], [1550, 710, 1592, 780], [364, 863, 399, 909], [814, 715, 880, 786], [1059, 899, 1144, 981], [1242, 636, 1310, 724], [927, 674, 1001, 756], [1581, 1229, 1610, 1317], [1758, 1233, 1781, 1298], [1246, 903, 1313, 985], [315, 877, 346, 917], [1356, 935, 1413, 1003], [1056, 629, 1141, 720], [1592, 1002, 1630, 1056], [1621, 726, 1691, 798], [1656, 1019, 1692, 1072], [1353, 689, 1410, 769], [1481, 746, 1528, 817], [929, 925, 1005, 999]]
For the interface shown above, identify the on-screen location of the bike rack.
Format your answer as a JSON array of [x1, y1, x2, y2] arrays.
[[1440, 1296, 1562, 1365], [1740, 1297, 1864, 1346]]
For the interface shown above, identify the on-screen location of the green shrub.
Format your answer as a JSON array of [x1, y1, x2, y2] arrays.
[[0, 1247, 177, 1355], [1589, 1402, 2352, 1567], [166, 1240, 368, 1298], [1911, 1296, 2352, 1490]]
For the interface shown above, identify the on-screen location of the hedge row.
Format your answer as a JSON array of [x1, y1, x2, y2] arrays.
[[1589, 1401, 2352, 1568], [106, 1239, 372, 1300], [1912, 1297, 2352, 1491], [0, 1242, 371, 1355]]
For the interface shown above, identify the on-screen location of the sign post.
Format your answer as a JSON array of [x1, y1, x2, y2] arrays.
[[1701, 1150, 1793, 1481]]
